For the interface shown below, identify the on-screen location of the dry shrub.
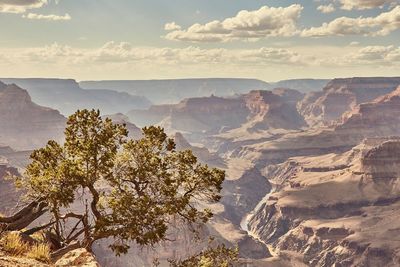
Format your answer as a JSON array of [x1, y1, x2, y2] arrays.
[[0, 232, 29, 256], [26, 243, 51, 263]]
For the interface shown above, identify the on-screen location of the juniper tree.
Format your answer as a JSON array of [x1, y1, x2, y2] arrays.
[[8, 109, 225, 259]]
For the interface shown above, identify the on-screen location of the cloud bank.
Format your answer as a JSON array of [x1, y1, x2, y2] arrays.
[[165, 5, 303, 42]]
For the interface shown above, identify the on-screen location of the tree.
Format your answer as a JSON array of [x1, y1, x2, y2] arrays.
[[169, 239, 239, 267], [6, 109, 226, 260]]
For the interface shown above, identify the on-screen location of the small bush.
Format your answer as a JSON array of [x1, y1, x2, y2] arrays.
[[0, 232, 29, 256], [26, 243, 51, 263]]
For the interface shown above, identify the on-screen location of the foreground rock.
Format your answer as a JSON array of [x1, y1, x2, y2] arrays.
[[0, 249, 99, 267]]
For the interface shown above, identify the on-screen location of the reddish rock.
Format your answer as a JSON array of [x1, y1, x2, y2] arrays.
[[299, 77, 400, 126]]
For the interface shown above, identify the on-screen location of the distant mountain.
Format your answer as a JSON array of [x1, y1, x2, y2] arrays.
[[270, 79, 330, 93], [0, 84, 66, 150], [0, 78, 151, 116], [128, 89, 306, 135], [80, 78, 270, 104]]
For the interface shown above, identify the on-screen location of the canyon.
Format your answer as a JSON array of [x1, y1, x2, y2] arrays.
[[1, 77, 400, 266]]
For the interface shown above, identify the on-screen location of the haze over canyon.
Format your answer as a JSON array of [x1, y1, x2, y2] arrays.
[[0, 76, 400, 266]]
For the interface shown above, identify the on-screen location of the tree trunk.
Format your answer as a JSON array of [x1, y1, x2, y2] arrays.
[[0, 201, 48, 231]]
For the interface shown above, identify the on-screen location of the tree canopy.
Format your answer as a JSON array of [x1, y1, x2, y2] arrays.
[[9, 109, 228, 261]]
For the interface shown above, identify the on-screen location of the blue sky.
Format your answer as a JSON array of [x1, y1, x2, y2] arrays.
[[0, 0, 399, 81]]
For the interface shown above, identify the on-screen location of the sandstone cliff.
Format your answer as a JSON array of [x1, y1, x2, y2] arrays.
[[299, 77, 400, 126], [0, 84, 66, 150], [128, 89, 306, 137], [248, 138, 400, 266]]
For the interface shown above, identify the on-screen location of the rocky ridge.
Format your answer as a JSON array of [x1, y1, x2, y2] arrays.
[[299, 77, 400, 126], [0, 78, 151, 116], [0, 84, 66, 150]]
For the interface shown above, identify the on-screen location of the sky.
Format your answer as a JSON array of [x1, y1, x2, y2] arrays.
[[0, 0, 399, 81]]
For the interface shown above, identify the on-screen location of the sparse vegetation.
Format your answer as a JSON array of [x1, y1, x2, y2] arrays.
[[0, 232, 29, 256], [26, 243, 51, 263], [169, 241, 239, 267]]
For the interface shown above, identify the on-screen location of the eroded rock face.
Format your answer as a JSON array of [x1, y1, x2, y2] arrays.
[[338, 86, 400, 136], [248, 138, 400, 266], [0, 78, 151, 116], [128, 89, 306, 135], [299, 77, 400, 126], [244, 90, 306, 131], [0, 84, 66, 150], [174, 132, 225, 167]]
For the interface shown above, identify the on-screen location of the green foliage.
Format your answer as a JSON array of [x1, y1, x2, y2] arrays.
[[169, 241, 239, 267], [19, 109, 225, 256]]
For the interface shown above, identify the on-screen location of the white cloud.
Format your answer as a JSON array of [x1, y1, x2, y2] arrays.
[[352, 45, 400, 61], [302, 6, 400, 37], [317, 4, 336, 13], [0, 0, 47, 13], [165, 5, 303, 42], [1, 42, 399, 80], [22, 12, 71, 21], [338, 0, 398, 10], [164, 22, 181, 31]]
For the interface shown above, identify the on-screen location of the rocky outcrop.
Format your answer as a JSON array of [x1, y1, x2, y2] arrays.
[[0, 248, 99, 267], [299, 77, 400, 126], [0, 84, 66, 150], [244, 90, 306, 131], [248, 138, 400, 266], [55, 249, 99, 267], [174, 132, 225, 167], [0, 78, 151, 116], [128, 90, 307, 135], [272, 88, 305, 106], [337, 86, 400, 136]]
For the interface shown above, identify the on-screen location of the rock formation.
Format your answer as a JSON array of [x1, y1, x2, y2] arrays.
[[0, 84, 66, 150], [128, 89, 307, 136], [174, 132, 225, 167], [299, 77, 400, 126], [247, 138, 400, 266], [0, 78, 151, 116]]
